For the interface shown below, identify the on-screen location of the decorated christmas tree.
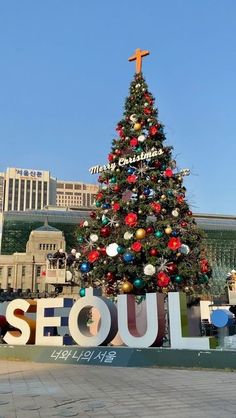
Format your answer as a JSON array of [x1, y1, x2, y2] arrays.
[[76, 49, 211, 297]]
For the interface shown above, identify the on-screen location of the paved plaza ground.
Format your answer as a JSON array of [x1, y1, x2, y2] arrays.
[[0, 360, 235, 418]]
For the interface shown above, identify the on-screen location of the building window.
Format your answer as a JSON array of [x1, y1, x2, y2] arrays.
[[65, 183, 73, 189], [36, 266, 41, 277], [32, 180, 36, 209], [26, 180, 31, 209], [14, 179, 19, 210], [37, 181, 42, 209], [20, 179, 25, 210], [0, 267, 2, 279], [57, 183, 64, 189], [22, 266, 26, 277], [43, 181, 48, 207], [8, 178, 13, 211], [83, 184, 87, 190], [7, 267, 12, 278]]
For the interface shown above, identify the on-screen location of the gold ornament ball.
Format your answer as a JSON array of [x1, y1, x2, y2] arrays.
[[132, 188, 137, 193], [115, 223, 120, 227], [160, 194, 166, 201], [134, 122, 142, 131], [138, 209, 142, 214], [122, 281, 134, 293], [165, 226, 172, 234], [135, 228, 146, 239]]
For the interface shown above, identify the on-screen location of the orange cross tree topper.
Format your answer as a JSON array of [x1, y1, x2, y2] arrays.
[[128, 48, 150, 73]]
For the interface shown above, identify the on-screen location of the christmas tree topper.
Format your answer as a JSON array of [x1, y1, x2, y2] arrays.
[[128, 48, 150, 73]]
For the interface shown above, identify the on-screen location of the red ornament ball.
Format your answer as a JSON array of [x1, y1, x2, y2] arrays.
[[88, 250, 100, 263], [150, 202, 161, 213], [149, 248, 158, 256], [130, 138, 138, 147], [96, 192, 103, 201], [149, 125, 159, 136], [99, 246, 107, 256], [108, 153, 115, 162], [164, 168, 173, 178], [113, 185, 121, 193], [131, 241, 142, 252], [167, 262, 178, 274], [187, 210, 193, 216], [127, 174, 137, 184], [90, 211, 96, 219], [125, 212, 138, 227], [146, 226, 154, 234], [150, 175, 157, 181], [168, 237, 182, 250], [112, 202, 120, 212], [157, 272, 170, 287], [176, 195, 185, 204], [180, 221, 188, 228], [100, 226, 111, 237], [106, 272, 115, 282]]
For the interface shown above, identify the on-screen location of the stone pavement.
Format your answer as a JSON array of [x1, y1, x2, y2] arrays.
[[0, 360, 236, 418]]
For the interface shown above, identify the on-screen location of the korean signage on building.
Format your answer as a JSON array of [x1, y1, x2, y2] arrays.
[[15, 168, 43, 178]]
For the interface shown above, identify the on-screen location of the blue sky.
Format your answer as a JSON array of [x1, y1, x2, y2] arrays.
[[0, 1, 235, 215]]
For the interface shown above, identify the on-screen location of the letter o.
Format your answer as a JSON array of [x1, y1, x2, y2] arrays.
[[68, 290, 117, 346]]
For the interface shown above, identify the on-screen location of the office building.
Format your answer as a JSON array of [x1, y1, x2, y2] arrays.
[[56, 180, 98, 209], [0, 167, 57, 212]]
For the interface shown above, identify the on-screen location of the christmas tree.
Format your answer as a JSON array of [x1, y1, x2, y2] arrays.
[[76, 49, 211, 297]]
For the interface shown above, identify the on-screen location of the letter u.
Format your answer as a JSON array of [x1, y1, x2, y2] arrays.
[[117, 293, 165, 348]]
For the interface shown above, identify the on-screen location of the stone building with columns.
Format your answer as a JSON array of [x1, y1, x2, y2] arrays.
[[0, 223, 65, 292]]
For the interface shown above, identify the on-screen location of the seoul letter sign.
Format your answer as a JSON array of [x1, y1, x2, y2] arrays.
[[3, 289, 215, 350]]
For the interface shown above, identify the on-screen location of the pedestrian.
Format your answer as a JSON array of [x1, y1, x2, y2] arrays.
[[67, 249, 76, 267], [53, 248, 66, 268]]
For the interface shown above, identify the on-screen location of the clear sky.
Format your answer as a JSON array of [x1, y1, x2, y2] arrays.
[[0, 0, 235, 215]]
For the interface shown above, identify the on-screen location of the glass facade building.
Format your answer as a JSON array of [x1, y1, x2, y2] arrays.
[[0, 210, 235, 287]]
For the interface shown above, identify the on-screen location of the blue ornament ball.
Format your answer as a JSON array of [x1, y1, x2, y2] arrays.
[[80, 262, 91, 273], [143, 188, 151, 196], [127, 167, 135, 174], [123, 252, 134, 263], [102, 203, 111, 209], [79, 288, 86, 297], [172, 230, 179, 237], [133, 278, 145, 289]]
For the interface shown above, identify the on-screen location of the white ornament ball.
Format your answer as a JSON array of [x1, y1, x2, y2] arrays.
[[138, 134, 145, 142], [135, 84, 141, 89], [83, 221, 89, 227], [90, 234, 99, 243], [144, 264, 156, 276], [106, 243, 119, 257], [124, 231, 133, 240], [130, 114, 137, 123], [172, 209, 179, 217], [75, 252, 81, 259]]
